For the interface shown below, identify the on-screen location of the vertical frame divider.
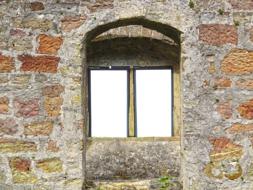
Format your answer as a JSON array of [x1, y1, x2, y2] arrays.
[[128, 66, 135, 137]]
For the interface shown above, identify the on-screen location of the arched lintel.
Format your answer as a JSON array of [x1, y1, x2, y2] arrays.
[[85, 16, 182, 45]]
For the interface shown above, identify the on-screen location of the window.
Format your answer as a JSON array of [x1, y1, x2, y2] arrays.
[[88, 66, 173, 137], [135, 68, 173, 137]]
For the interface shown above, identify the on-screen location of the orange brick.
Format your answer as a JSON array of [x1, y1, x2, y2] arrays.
[[37, 34, 63, 55], [237, 99, 253, 119], [19, 55, 59, 73], [221, 49, 253, 75]]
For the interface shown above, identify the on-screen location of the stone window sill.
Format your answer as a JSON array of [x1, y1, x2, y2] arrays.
[[87, 136, 180, 142]]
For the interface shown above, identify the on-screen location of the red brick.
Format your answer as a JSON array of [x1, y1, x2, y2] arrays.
[[0, 118, 17, 135], [14, 98, 39, 118], [216, 102, 232, 119], [0, 54, 14, 73], [229, 0, 253, 10], [199, 24, 238, 46], [236, 79, 253, 90], [61, 16, 86, 32], [209, 137, 243, 161], [209, 137, 230, 153], [0, 96, 9, 113], [42, 84, 64, 98], [221, 49, 253, 75], [237, 99, 253, 119], [37, 34, 63, 55], [9, 157, 31, 172], [30, 2, 44, 11], [18, 55, 59, 73], [227, 123, 253, 133], [214, 78, 232, 89]]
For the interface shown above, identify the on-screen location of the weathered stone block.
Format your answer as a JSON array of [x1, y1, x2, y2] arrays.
[[47, 140, 59, 152], [10, 157, 31, 172], [227, 123, 253, 133], [0, 96, 9, 113], [84, 0, 114, 12], [61, 16, 86, 32], [24, 121, 53, 136], [0, 169, 6, 183], [10, 37, 33, 52], [229, 0, 253, 10], [0, 139, 37, 153], [236, 79, 253, 90], [199, 24, 238, 45], [10, 29, 26, 37], [208, 63, 216, 74], [0, 184, 12, 190], [35, 74, 47, 83], [30, 2, 45, 11], [42, 84, 64, 98], [0, 36, 8, 50], [71, 95, 81, 105], [221, 49, 253, 75], [237, 99, 253, 119], [0, 118, 17, 135], [14, 17, 53, 32], [9, 157, 37, 184], [37, 34, 63, 55], [44, 97, 63, 117], [18, 55, 59, 73], [205, 161, 242, 180], [0, 75, 9, 84], [209, 137, 243, 161], [214, 78, 232, 89], [216, 102, 232, 119], [205, 137, 243, 180], [0, 54, 14, 73], [36, 158, 63, 173], [14, 98, 39, 118], [11, 74, 31, 89]]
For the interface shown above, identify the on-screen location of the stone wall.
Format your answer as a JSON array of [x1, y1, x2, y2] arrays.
[[0, 0, 252, 189]]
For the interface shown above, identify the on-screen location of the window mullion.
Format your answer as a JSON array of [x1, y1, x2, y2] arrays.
[[128, 67, 135, 137]]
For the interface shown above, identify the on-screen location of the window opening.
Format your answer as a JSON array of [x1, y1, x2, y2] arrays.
[[88, 66, 173, 137]]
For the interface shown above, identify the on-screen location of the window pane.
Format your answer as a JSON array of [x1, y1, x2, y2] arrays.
[[90, 70, 128, 137], [135, 69, 172, 137]]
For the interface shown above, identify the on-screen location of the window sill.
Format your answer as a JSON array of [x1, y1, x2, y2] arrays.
[[87, 136, 180, 142]]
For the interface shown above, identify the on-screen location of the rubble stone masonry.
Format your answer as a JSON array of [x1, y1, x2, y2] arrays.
[[0, 0, 253, 190]]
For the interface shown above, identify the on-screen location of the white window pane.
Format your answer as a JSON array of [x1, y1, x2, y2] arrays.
[[90, 70, 128, 137], [136, 69, 172, 137]]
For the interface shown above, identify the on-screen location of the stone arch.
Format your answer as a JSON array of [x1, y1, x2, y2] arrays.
[[84, 16, 182, 44]]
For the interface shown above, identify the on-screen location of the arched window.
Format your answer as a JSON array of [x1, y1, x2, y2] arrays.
[[85, 19, 181, 138], [84, 18, 182, 180]]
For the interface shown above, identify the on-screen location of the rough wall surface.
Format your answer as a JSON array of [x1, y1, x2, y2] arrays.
[[0, 0, 252, 190]]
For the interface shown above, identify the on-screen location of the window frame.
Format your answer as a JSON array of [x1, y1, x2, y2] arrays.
[[88, 66, 130, 137], [133, 66, 174, 137], [87, 66, 174, 138]]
